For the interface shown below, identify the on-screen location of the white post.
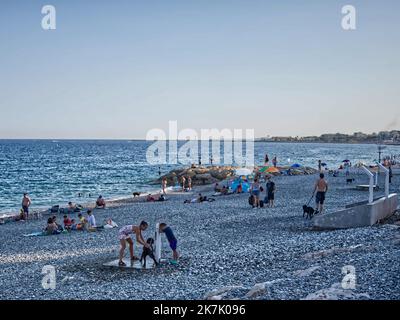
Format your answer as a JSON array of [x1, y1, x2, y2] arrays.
[[154, 223, 161, 263], [377, 163, 389, 198], [361, 166, 374, 204]]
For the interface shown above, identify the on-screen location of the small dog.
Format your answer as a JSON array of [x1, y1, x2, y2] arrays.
[[303, 205, 315, 219], [140, 238, 159, 268], [132, 192, 141, 197], [346, 178, 355, 184]]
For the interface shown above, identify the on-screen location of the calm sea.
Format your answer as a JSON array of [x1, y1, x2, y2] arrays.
[[0, 140, 399, 214]]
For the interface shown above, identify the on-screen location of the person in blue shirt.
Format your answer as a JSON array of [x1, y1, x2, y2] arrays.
[[159, 223, 179, 263]]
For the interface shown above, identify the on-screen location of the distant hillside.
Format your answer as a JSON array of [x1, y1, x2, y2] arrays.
[[257, 130, 400, 145]]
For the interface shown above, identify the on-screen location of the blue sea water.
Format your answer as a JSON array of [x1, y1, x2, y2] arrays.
[[0, 140, 399, 214]]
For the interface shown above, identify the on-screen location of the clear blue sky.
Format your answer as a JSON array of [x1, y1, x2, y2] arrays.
[[0, 0, 399, 139]]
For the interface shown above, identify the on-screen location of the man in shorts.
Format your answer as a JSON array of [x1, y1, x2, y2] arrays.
[[314, 173, 328, 214], [21, 193, 31, 219]]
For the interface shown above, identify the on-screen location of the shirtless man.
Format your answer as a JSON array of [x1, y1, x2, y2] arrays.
[[21, 193, 31, 219], [118, 221, 150, 266], [314, 173, 328, 214]]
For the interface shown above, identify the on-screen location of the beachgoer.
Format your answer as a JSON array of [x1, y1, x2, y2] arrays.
[[162, 178, 167, 194], [250, 179, 261, 208], [45, 217, 59, 235], [265, 154, 269, 165], [214, 183, 221, 193], [318, 160, 322, 172], [77, 213, 87, 229], [96, 195, 106, 209], [146, 194, 156, 202], [314, 173, 328, 214], [181, 176, 186, 192], [272, 156, 277, 168], [87, 210, 96, 229], [52, 216, 63, 231], [265, 175, 276, 208], [187, 176, 192, 191], [389, 165, 393, 184], [118, 221, 150, 266], [21, 193, 31, 219], [159, 223, 179, 262], [63, 215, 72, 230], [237, 182, 243, 193]]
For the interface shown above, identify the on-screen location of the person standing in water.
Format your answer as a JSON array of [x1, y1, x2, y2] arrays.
[[264, 154, 269, 165], [118, 221, 150, 266], [314, 173, 328, 214], [21, 193, 31, 219], [318, 160, 322, 172]]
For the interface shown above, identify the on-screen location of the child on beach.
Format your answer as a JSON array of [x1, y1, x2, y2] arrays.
[[63, 215, 72, 230], [118, 221, 150, 267], [159, 223, 179, 263], [77, 213, 87, 230]]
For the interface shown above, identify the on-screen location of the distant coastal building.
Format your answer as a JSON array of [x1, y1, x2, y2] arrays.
[[258, 130, 400, 144]]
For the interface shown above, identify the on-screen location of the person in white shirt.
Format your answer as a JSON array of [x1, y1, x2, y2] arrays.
[[87, 210, 96, 229]]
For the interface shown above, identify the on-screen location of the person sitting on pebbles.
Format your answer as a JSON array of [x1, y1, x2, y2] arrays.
[[118, 221, 150, 267], [95, 195, 106, 209]]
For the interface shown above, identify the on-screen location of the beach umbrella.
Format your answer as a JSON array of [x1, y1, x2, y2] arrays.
[[266, 167, 280, 173], [291, 163, 301, 168], [342, 159, 350, 162], [235, 168, 253, 176]]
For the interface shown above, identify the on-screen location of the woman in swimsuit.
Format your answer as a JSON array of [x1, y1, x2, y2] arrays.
[[118, 221, 150, 266]]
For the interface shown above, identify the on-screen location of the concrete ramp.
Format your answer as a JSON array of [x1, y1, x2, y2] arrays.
[[313, 193, 398, 230]]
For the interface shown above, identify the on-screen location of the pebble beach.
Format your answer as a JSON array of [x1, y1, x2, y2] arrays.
[[0, 173, 399, 300]]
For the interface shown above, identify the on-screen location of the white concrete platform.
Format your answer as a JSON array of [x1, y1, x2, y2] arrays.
[[355, 184, 379, 191], [313, 193, 398, 229], [103, 258, 156, 269]]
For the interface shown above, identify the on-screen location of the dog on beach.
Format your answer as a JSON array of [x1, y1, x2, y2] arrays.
[[346, 178, 355, 184], [303, 205, 315, 219], [140, 238, 158, 268], [132, 192, 141, 197]]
